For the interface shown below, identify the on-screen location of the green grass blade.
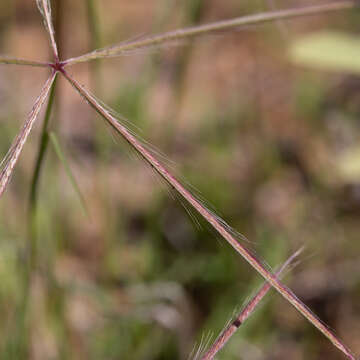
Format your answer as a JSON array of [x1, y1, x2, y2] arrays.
[[29, 75, 58, 208], [49, 132, 89, 217], [28, 74, 58, 246]]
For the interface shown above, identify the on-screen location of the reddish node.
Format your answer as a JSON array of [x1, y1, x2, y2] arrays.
[[50, 61, 65, 73]]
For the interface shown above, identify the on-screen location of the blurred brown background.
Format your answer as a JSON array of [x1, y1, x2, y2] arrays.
[[0, 0, 360, 359]]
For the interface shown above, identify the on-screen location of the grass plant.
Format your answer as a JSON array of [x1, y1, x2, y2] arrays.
[[0, 0, 359, 358]]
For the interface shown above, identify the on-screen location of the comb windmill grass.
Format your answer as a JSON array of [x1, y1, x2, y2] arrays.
[[0, 0, 358, 358]]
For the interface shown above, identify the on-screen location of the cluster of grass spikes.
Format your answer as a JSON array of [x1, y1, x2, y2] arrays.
[[0, 0, 359, 358]]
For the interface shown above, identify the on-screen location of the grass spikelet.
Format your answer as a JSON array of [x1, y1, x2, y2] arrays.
[[0, 56, 49, 67], [64, 1, 357, 66], [201, 248, 304, 360], [36, 0, 59, 60], [0, 73, 56, 198]]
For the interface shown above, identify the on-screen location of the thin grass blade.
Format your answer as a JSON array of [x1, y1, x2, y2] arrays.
[[64, 1, 357, 66], [0, 73, 56, 198], [0, 56, 49, 67], [49, 132, 89, 217], [201, 247, 303, 360], [36, 0, 59, 60], [62, 70, 356, 360]]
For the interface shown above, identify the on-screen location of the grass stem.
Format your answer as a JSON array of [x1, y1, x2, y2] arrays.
[[28, 74, 58, 251]]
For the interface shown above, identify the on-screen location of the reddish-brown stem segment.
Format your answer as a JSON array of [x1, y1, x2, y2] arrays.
[[62, 70, 355, 360], [201, 248, 303, 360]]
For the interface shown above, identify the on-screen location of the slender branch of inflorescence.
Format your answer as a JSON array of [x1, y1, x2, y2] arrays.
[[63, 1, 358, 66], [36, 0, 59, 60], [201, 248, 303, 360], [0, 57, 50, 67], [0, 73, 56, 198], [62, 70, 356, 360]]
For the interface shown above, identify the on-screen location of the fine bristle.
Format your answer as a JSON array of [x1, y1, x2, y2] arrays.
[[36, 0, 59, 60]]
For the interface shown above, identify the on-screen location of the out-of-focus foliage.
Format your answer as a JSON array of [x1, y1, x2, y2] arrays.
[[290, 31, 360, 74]]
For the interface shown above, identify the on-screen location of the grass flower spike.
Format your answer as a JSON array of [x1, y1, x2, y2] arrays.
[[0, 74, 56, 197], [0, 1, 358, 358]]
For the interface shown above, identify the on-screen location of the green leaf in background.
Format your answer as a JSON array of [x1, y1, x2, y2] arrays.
[[336, 145, 360, 182], [289, 31, 360, 74]]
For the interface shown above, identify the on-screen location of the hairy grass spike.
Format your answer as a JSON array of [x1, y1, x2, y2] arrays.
[[62, 70, 355, 360], [36, 0, 59, 60], [0, 73, 56, 198], [0, 56, 49, 67], [201, 247, 303, 360], [64, 1, 358, 66]]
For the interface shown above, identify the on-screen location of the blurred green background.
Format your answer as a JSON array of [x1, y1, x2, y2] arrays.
[[0, 0, 360, 359]]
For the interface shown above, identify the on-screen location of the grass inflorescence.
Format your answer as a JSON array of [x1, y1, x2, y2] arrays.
[[0, 0, 359, 358]]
